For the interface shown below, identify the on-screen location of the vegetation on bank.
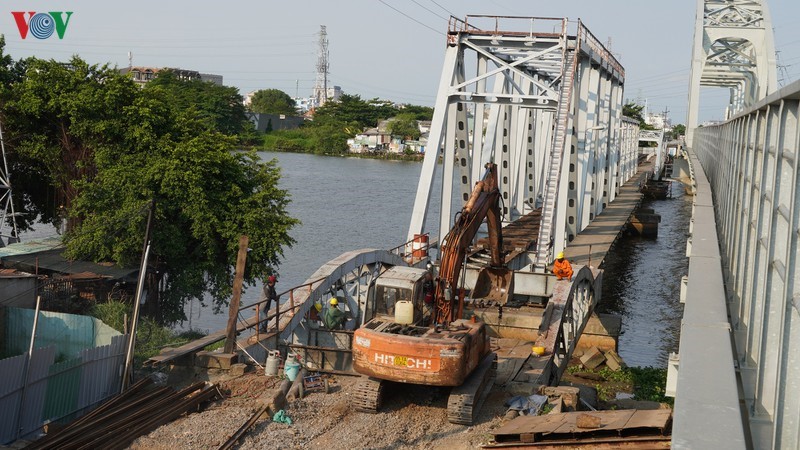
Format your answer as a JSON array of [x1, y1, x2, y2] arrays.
[[0, 38, 299, 324], [91, 301, 220, 367], [566, 364, 673, 406], [260, 94, 433, 155]]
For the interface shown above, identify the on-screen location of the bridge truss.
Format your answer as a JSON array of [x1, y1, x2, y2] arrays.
[[687, 0, 778, 144], [407, 16, 637, 271]]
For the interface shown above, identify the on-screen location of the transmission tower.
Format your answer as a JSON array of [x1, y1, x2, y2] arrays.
[[0, 120, 19, 246], [313, 25, 330, 108]]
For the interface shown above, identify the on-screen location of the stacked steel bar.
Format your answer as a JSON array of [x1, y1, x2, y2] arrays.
[[27, 378, 221, 450]]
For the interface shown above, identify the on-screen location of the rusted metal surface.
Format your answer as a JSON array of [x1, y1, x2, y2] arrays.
[[487, 409, 671, 447], [27, 378, 220, 450], [475, 208, 542, 264], [352, 319, 488, 386], [481, 436, 671, 449], [472, 267, 514, 305], [218, 404, 269, 450]]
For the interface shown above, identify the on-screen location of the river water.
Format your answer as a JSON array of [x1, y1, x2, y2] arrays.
[[596, 183, 691, 368]]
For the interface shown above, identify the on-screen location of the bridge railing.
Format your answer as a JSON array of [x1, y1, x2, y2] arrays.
[[685, 78, 800, 449]]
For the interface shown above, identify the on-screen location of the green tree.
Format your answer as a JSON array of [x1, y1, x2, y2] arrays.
[[398, 104, 434, 121], [623, 101, 655, 130], [145, 71, 248, 136], [249, 89, 297, 116], [1, 52, 299, 323], [313, 94, 398, 129], [387, 113, 420, 140], [671, 123, 686, 139], [2, 56, 141, 232]]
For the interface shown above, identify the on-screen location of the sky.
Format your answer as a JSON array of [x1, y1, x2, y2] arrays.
[[2, 0, 799, 125]]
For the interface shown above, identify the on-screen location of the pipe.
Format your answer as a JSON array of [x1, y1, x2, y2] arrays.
[[15, 295, 42, 440]]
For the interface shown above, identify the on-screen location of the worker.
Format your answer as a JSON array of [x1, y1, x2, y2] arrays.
[[323, 297, 346, 330], [552, 252, 573, 281], [260, 275, 279, 332]]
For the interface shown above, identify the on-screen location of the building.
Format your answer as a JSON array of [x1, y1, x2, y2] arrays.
[[246, 113, 305, 132], [120, 66, 223, 86]]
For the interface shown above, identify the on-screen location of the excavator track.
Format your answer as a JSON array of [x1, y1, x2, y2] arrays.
[[353, 377, 385, 413], [446, 352, 497, 425]]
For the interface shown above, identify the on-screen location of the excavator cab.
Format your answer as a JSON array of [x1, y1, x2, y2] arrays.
[[472, 266, 514, 305], [363, 266, 430, 325]]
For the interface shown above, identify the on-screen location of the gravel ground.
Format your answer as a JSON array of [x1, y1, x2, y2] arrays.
[[129, 370, 510, 450]]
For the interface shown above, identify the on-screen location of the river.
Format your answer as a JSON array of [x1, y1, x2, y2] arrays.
[[596, 183, 691, 368]]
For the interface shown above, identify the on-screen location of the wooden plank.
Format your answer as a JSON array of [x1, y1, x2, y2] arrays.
[[493, 409, 670, 440], [623, 409, 672, 430], [225, 236, 249, 354], [564, 161, 654, 268]]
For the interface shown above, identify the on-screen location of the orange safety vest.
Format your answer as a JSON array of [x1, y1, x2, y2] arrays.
[[553, 258, 573, 279]]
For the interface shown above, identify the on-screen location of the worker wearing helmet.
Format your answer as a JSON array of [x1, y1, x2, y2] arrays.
[[259, 275, 280, 332], [553, 251, 573, 281], [323, 297, 346, 330]]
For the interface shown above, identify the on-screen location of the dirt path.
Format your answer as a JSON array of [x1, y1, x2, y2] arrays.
[[129, 372, 511, 450]]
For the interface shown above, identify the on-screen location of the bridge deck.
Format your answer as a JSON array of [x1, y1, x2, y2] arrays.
[[564, 160, 653, 268]]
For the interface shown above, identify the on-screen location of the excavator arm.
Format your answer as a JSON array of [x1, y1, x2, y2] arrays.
[[434, 163, 508, 325]]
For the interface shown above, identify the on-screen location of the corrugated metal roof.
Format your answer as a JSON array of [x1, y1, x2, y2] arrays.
[[0, 237, 138, 281], [0, 236, 63, 258]]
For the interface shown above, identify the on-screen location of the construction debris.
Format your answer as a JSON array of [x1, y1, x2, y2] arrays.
[[604, 349, 626, 371], [579, 346, 605, 369], [485, 409, 672, 447], [26, 377, 220, 450], [575, 413, 602, 429]]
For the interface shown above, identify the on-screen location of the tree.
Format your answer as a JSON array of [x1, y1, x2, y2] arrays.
[[387, 113, 420, 140], [2, 56, 141, 232], [249, 89, 297, 116], [313, 94, 398, 129], [398, 104, 434, 121], [623, 101, 655, 130], [671, 124, 686, 139], [1, 51, 299, 323], [145, 71, 249, 136]]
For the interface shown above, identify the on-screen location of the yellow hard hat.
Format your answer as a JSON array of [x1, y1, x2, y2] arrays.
[[556, 252, 565, 259], [314, 302, 322, 312], [330, 298, 338, 306]]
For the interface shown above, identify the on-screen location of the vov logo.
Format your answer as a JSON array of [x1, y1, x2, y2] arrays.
[[12, 12, 73, 40]]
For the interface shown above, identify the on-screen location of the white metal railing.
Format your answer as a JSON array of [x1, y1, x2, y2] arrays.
[[680, 77, 800, 449]]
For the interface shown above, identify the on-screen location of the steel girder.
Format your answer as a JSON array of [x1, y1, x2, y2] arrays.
[[0, 121, 19, 246], [687, 80, 800, 449], [638, 129, 667, 179], [687, 0, 777, 146], [407, 16, 632, 273]]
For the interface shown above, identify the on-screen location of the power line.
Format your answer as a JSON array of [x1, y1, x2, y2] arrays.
[[410, 0, 450, 22], [427, 0, 456, 17], [377, 0, 445, 36]]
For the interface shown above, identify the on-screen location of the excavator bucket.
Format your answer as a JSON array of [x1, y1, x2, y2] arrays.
[[471, 267, 514, 305]]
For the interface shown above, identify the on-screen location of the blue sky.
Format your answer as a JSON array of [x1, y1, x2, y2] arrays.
[[2, 0, 799, 124]]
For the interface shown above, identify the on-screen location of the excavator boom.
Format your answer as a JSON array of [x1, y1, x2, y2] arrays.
[[434, 163, 510, 324]]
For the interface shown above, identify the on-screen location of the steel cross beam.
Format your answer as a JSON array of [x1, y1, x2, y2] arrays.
[[408, 17, 633, 275], [687, 0, 777, 146]]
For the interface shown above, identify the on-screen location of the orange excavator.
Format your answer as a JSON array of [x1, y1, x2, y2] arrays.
[[351, 163, 513, 424]]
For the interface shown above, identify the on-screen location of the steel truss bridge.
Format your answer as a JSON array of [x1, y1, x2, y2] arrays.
[[407, 15, 640, 271]]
